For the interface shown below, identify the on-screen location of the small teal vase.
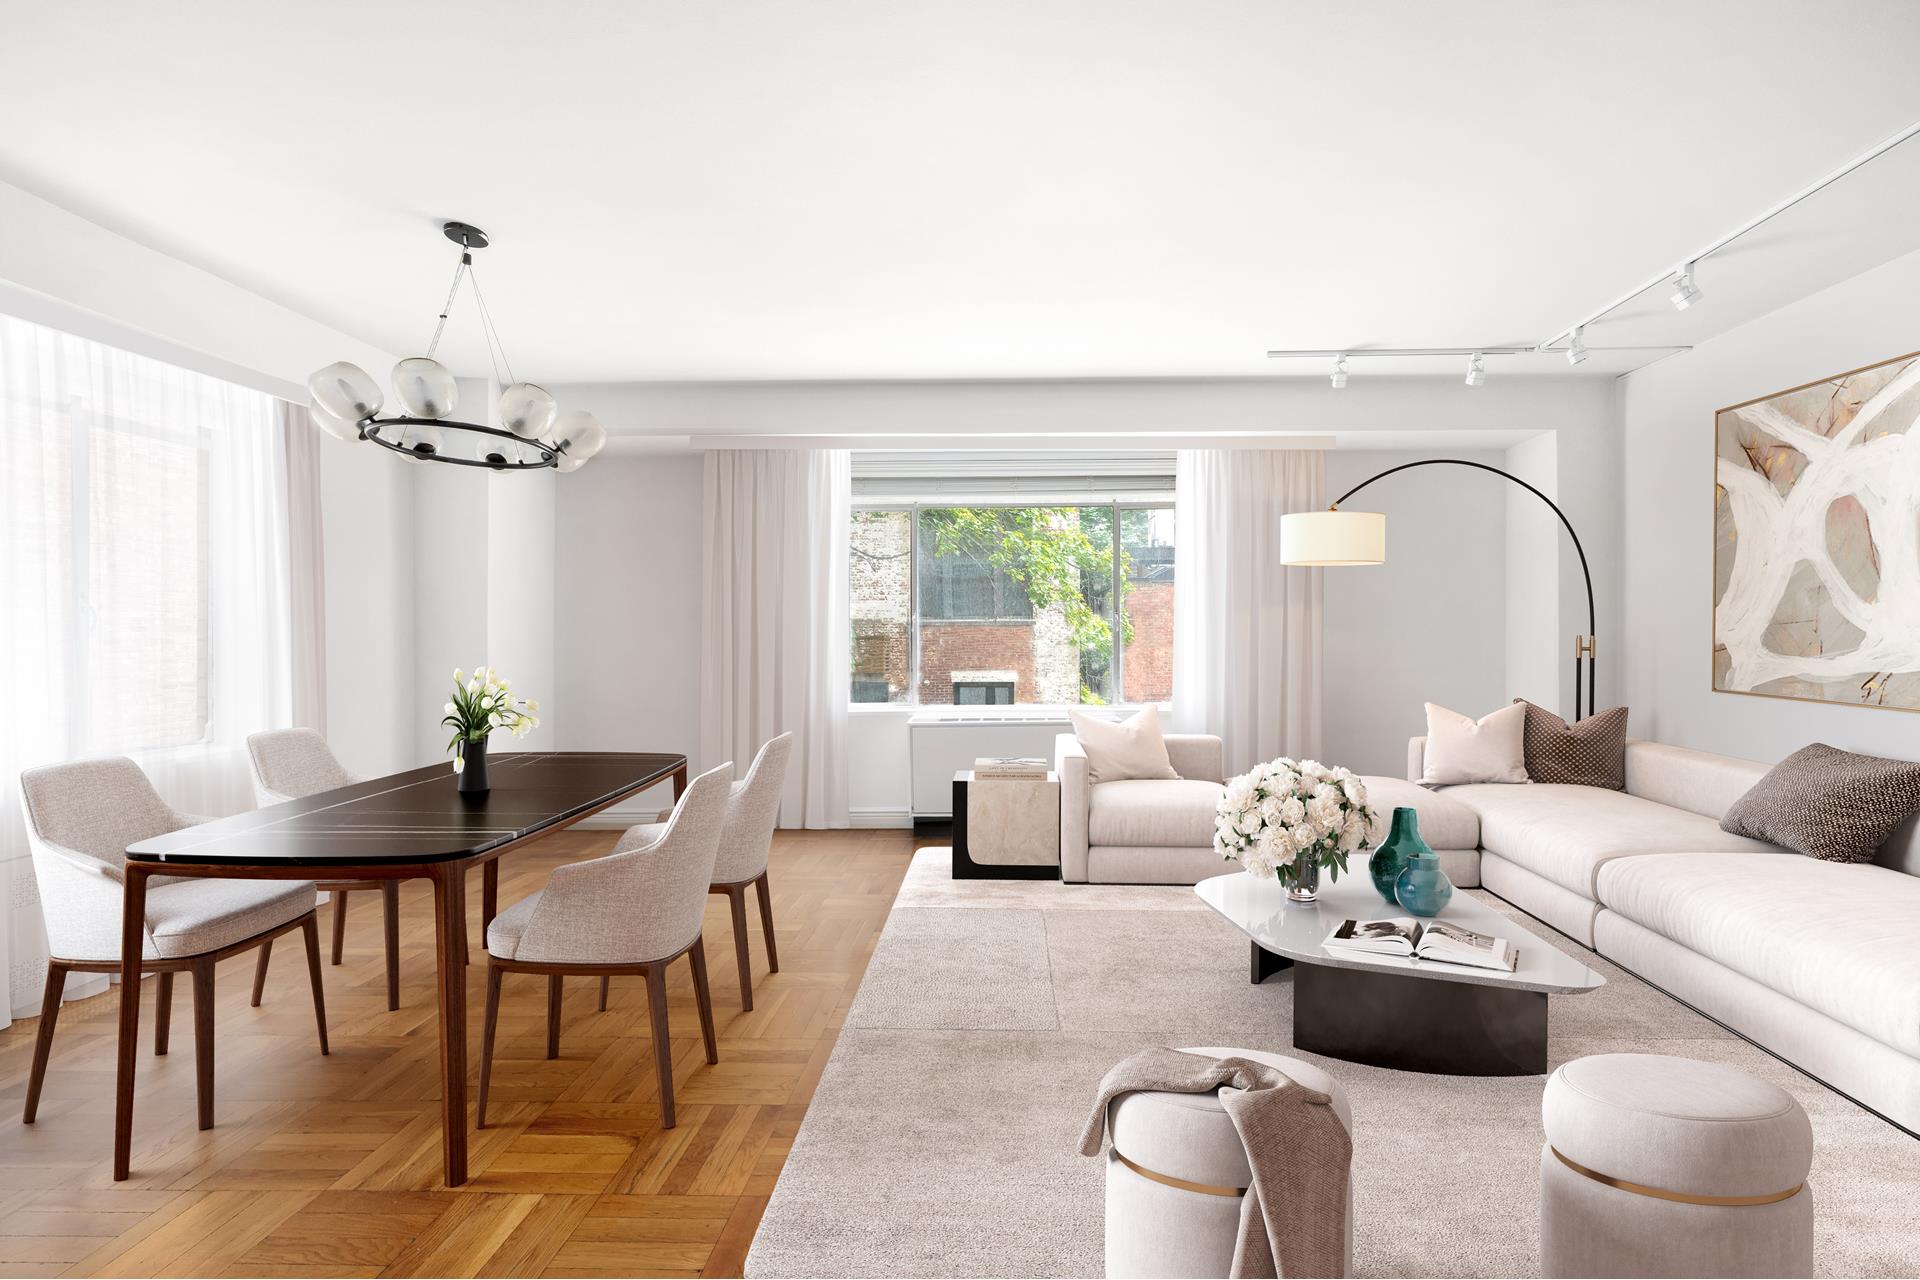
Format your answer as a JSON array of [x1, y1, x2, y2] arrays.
[[1369, 807, 1430, 905], [1395, 851, 1454, 917]]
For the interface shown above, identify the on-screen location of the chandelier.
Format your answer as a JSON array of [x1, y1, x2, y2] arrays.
[[306, 222, 606, 471]]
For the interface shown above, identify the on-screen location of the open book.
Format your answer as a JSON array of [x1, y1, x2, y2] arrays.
[[1323, 918, 1518, 973], [972, 757, 1049, 779]]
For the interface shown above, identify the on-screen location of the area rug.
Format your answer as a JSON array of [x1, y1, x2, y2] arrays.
[[745, 849, 1918, 1278]]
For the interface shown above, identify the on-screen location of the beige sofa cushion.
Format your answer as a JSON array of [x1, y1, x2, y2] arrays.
[[1596, 852, 1920, 1056], [1088, 779, 1226, 849], [1360, 775, 1478, 850], [1442, 782, 1786, 897]]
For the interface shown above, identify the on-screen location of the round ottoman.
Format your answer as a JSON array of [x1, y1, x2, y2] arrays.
[[1541, 1054, 1813, 1278], [1105, 1046, 1353, 1280]]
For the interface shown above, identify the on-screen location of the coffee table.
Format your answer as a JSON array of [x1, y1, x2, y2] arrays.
[[1195, 868, 1603, 1075]]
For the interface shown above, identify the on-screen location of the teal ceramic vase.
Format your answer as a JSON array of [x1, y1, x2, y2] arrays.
[[1369, 806, 1430, 905], [1394, 851, 1454, 917]]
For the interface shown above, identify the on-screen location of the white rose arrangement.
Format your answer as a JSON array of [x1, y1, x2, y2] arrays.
[[441, 665, 541, 774], [1214, 757, 1379, 887]]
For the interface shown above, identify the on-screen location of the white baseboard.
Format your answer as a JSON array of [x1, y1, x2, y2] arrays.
[[850, 807, 914, 829]]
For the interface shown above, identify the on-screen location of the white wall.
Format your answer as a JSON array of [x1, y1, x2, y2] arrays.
[[1503, 431, 1562, 712], [1620, 245, 1920, 762], [318, 441, 416, 777], [1323, 450, 1508, 778], [410, 462, 491, 760], [552, 453, 706, 820]]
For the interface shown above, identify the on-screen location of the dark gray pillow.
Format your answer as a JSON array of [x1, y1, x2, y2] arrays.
[[1721, 743, 1920, 863], [1512, 700, 1627, 789]]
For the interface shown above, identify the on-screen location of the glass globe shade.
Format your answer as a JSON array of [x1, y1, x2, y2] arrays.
[[554, 410, 607, 461], [556, 449, 590, 473], [393, 357, 458, 419], [499, 382, 558, 439], [403, 423, 446, 459], [308, 361, 383, 423], [308, 399, 364, 443], [474, 434, 524, 468]]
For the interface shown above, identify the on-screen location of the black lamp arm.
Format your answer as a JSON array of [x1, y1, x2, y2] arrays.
[[1333, 457, 1598, 718]]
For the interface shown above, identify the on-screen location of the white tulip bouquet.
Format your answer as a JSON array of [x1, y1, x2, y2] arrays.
[[442, 665, 540, 774], [1214, 757, 1379, 891]]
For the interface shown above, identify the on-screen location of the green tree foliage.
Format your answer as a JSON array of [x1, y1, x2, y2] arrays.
[[918, 508, 1135, 698]]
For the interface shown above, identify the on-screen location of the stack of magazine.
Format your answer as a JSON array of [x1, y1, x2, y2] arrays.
[[972, 757, 1049, 779], [1323, 918, 1518, 972]]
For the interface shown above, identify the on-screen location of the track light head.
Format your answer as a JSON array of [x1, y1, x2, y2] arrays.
[[1464, 352, 1486, 387], [1670, 263, 1703, 311], [1566, 329, 1589, 366], [1330, 355, 1348, 389]]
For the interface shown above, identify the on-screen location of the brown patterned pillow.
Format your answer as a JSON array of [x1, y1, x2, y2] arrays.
[[1721, 743, 1920, 863], [1511, 700, 1628, 789]]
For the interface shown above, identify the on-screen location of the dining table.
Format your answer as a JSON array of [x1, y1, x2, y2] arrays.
[[116, 750, 689, 1187]]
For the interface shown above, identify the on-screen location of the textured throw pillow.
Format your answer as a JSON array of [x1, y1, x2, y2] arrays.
[[1068, 706, 1180, 784], [1420, 702, 1529, 786], [1513, 699, 1628, 789], [1721, 743, 1920, 863]]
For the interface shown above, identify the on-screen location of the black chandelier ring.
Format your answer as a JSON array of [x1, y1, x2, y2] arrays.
[[360, 416, 565, 470]]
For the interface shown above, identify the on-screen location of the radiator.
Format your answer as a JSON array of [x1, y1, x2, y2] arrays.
[[907, 712, 1071, 820]]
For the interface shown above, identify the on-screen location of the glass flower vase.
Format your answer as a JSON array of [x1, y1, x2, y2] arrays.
[[1286, 855, 1321, 903]]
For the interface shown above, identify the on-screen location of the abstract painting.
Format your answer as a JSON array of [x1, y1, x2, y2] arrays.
[[1714, 350, 1920, 710]]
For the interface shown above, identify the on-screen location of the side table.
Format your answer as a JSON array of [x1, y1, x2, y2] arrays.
[[952, 770, 1060, 880]]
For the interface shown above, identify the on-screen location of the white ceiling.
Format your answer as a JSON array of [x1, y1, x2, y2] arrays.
[[4, 1, 1920, 383]]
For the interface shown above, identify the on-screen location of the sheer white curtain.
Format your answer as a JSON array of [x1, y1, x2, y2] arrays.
[[700, 449, 850, 829], [0, 313, 296, 1023], [1172, 449, 1325, 776]]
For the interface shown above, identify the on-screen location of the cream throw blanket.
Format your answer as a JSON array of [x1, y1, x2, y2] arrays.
[[1079, 1047, 1351, 1279]]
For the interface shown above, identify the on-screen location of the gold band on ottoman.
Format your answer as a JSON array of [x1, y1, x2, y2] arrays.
[[1551, 1147, 1804, 1207], [1113, 1149, 1248, 1198]]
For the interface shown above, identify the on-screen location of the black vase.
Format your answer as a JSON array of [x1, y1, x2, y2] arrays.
[[458, 735, 490, 795]]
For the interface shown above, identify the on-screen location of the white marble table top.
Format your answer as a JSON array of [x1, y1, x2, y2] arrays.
[[1195, 868, 1605, 995]]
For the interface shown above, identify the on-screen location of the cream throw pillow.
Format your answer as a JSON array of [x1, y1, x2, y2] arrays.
[[1421, 701, 1529, 786], [1068, 706, 1181, 784]]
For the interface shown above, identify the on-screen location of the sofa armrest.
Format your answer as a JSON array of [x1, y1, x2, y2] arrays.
[[1407, 736, 1427, 783], [1165, 734, 1225, 784], [1055, 733, 1090, 882]]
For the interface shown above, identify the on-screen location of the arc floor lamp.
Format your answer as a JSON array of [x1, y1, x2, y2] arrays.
[[1280, 459, 1599, 722]]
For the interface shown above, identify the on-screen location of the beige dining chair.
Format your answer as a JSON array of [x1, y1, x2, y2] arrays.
[[624, 732, 791, 1012], [18, 757, 328, 1133], [477, 762, 733, 1130], [246, 728, 403, 1010]]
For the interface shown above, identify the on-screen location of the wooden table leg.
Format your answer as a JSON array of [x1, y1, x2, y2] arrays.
[[113, 864, 151, 1181], [672, 764, 688, 801], [429, 865, 470, 1187], [481, 860, 498, 951]]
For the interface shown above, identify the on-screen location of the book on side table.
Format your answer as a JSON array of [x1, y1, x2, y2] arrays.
[[1324, 918, 1519, 973], [972, 756, 1049, 779]]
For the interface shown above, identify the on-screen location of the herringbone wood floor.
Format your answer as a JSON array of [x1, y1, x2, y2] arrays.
[[0, 828, 916, 1278]]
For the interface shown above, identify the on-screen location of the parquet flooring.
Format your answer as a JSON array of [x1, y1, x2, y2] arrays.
[[0, 828, 916, 1277]]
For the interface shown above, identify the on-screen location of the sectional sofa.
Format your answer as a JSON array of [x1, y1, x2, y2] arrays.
[[1056, 729, 1920, 1135]]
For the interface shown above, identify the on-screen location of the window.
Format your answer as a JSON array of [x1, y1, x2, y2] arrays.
[[848, 500, 1176, 706], [0, 312, 286, 758]]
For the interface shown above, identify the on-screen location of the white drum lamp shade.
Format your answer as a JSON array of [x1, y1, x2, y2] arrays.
[[1280, 509, 1386, 566]]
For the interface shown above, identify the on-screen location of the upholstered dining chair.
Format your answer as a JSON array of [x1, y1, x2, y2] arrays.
[[246, 728, 402, 1010], [18, 757, 328, 1133], [627, 732, 791, 1012], [477, 762, 733, 1131]]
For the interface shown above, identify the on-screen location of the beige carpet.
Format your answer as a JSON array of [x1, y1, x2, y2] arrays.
[[746, 849, 1919, 1278]]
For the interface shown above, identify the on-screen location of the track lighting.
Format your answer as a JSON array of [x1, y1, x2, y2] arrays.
[[1464, 353, 1486, 387], [1330, 355, 1348, 389], [1566, 329, 1589, 366], [1669, 263, 1703, 311]]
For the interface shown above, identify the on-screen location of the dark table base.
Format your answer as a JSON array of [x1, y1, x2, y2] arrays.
[[1257, 942, 1549, 1076]]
